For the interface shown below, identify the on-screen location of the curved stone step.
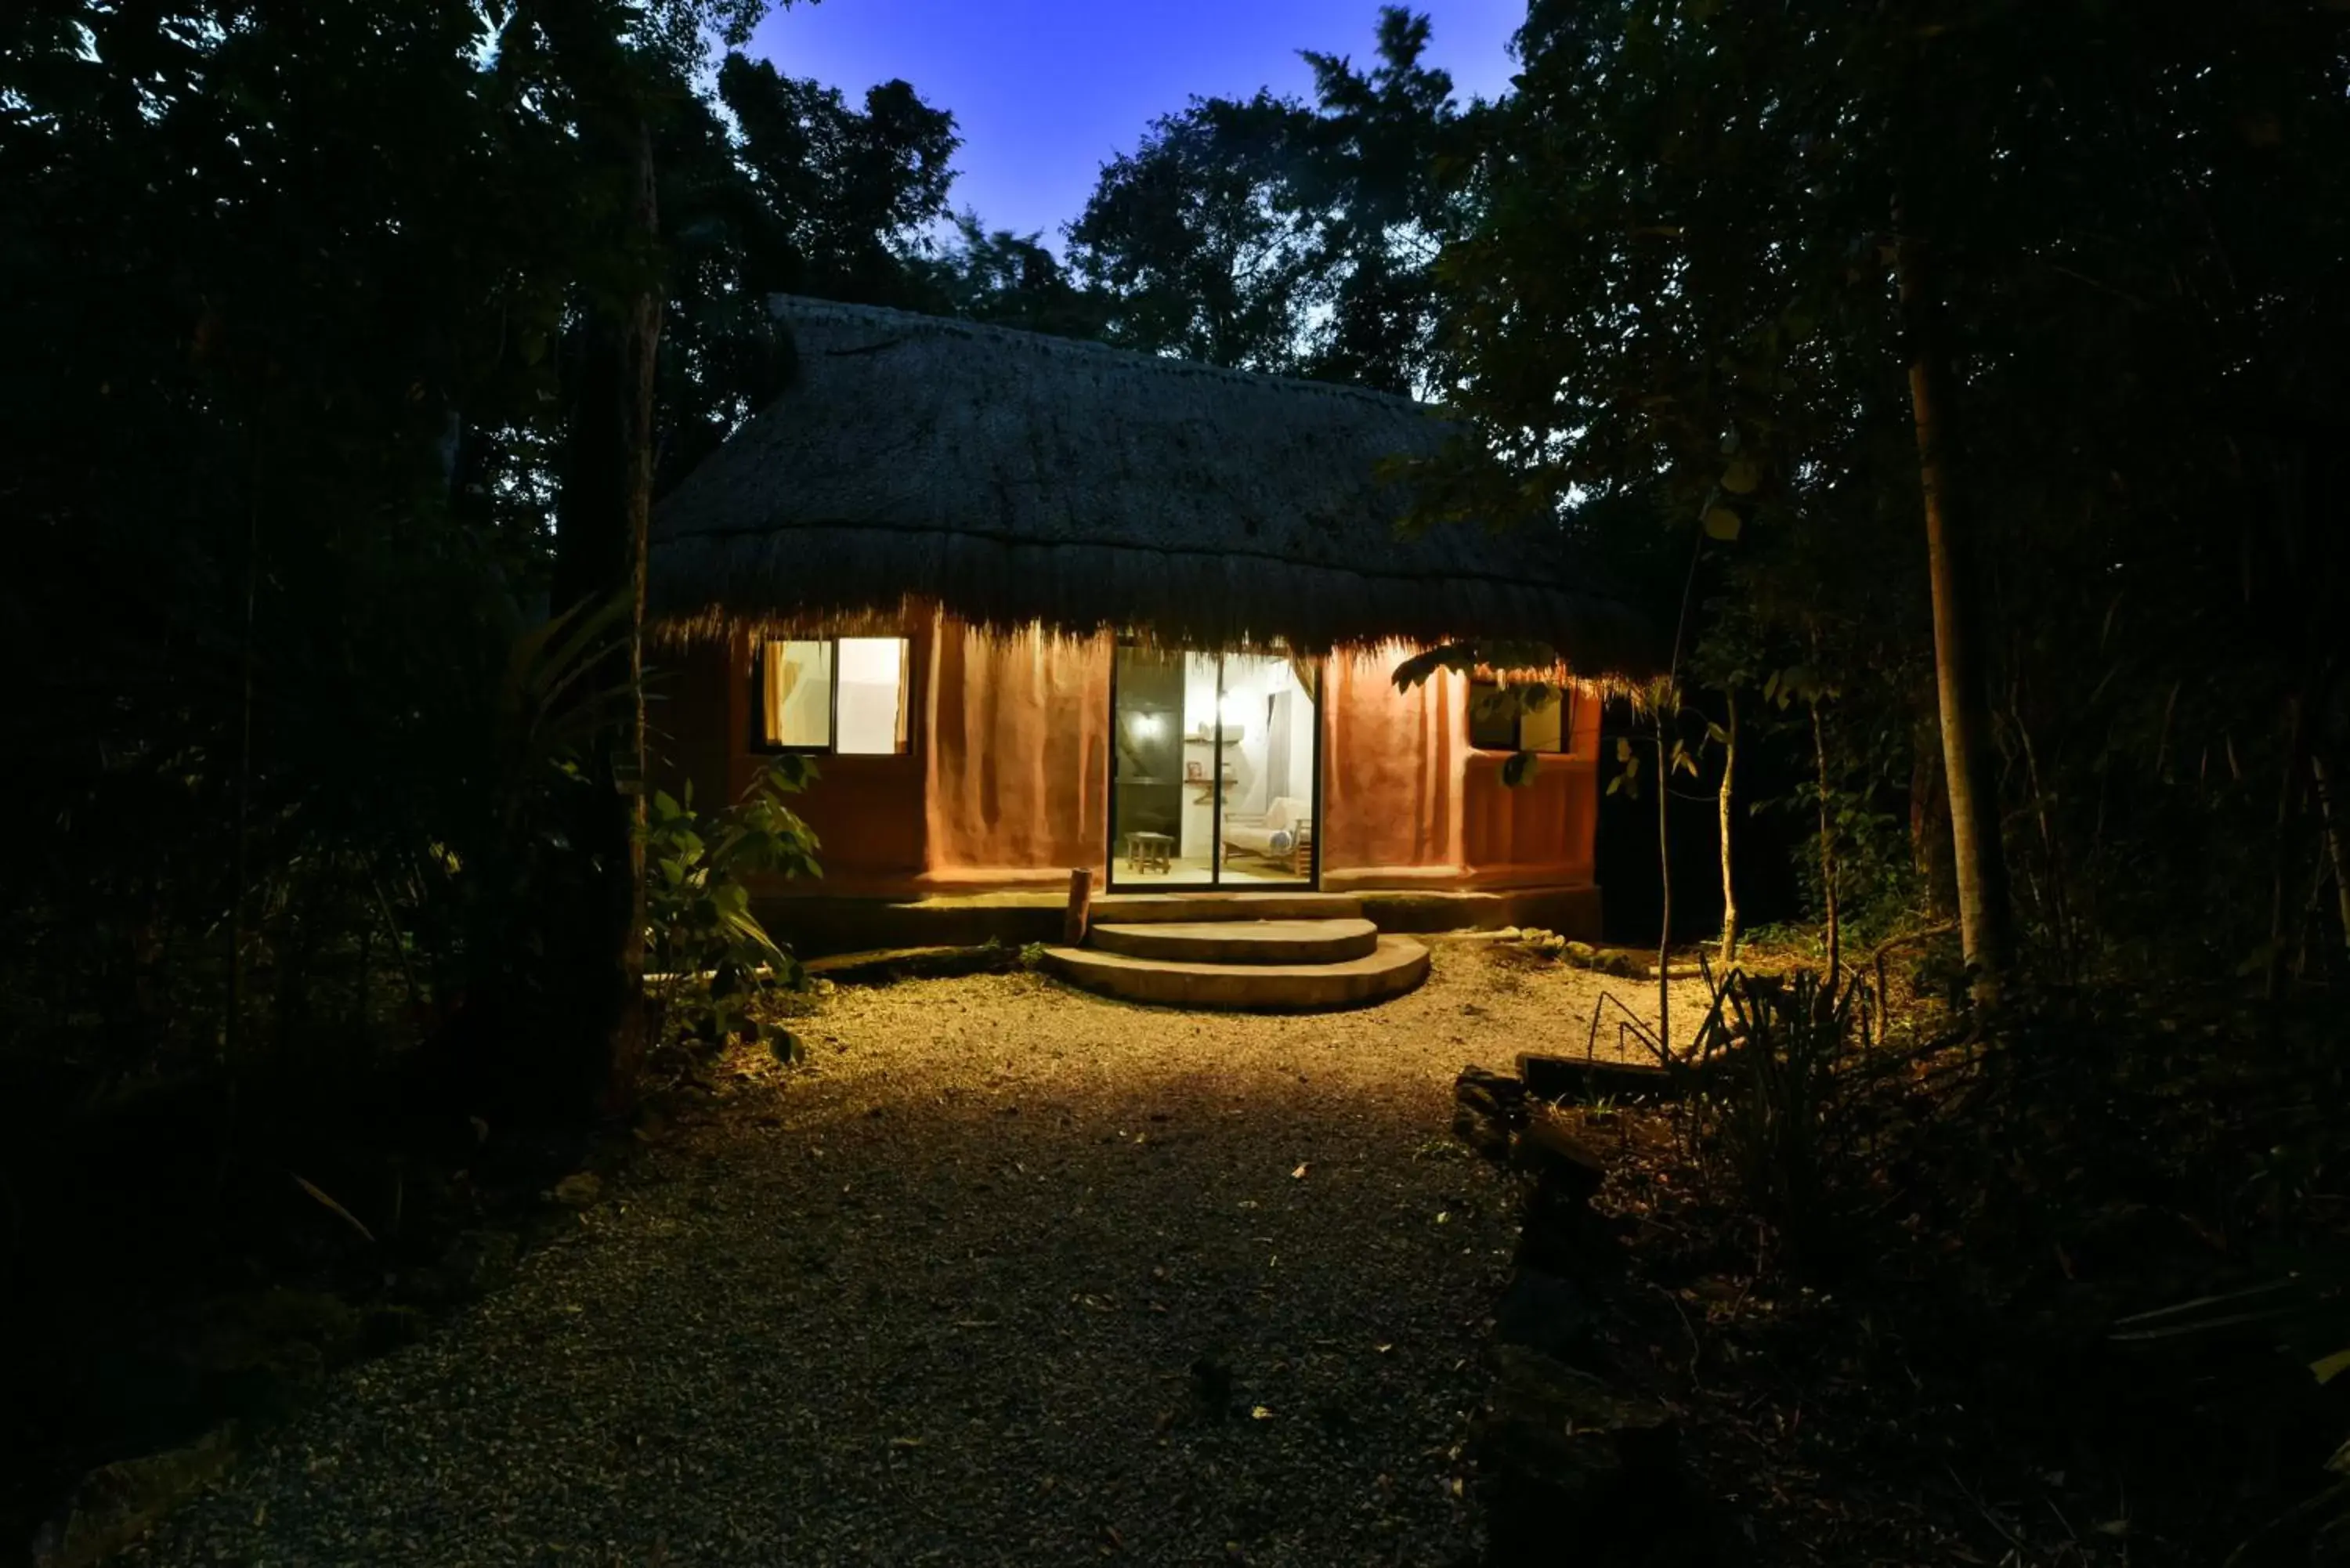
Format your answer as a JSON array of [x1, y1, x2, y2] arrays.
[[1043, 936, 1430, 1011], [1090, 892, 1365, 924], [1086, 917, 1379, 965]]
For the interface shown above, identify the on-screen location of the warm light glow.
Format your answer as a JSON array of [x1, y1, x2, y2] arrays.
[[1217, 690, 1252, 732], [835, 637, 908, 754], [1129, 712, 1163, 740]]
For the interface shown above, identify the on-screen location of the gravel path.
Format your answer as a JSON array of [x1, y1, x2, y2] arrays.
[[128, 945, 1692, 1567]]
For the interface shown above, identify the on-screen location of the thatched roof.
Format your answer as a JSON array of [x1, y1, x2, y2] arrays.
[[650, 296, 1650, 668]]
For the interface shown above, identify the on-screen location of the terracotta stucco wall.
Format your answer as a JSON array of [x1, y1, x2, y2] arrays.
[[1459, 699, 1601, 887], [727, 626, 931, 895], [1320, 643, 1465, 881], [1321, 645, 1601, 891], [704, 619, 1597, 899], [924, 620, 1112, 887]]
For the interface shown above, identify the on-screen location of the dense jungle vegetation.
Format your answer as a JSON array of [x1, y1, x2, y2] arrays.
[[5, 0, 2347, 1562]]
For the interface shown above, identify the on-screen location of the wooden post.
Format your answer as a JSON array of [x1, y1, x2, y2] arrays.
[[1064, 867, 1094, 946]]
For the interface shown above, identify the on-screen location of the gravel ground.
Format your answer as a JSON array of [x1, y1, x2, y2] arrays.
[[128, 944, 1698, 1568]]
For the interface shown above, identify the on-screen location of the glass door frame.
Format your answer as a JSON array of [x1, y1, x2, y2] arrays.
[[1104, 645, 1325, 892]]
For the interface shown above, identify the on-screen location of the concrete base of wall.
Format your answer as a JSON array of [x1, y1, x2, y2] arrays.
[[756, 881, 1600, 958]]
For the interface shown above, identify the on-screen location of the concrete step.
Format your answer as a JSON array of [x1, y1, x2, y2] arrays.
[[1043, 936, 1430, 1012], [1089, 891, 1365, 924], [1086, 917, 1379, 965]]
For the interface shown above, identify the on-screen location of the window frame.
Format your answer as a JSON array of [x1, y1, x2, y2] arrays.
[[749, 635, 913, 757], [1467, 674, 1575, 757]]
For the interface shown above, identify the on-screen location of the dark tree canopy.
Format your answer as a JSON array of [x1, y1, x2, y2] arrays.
[[1066, 5, 1473, 394]]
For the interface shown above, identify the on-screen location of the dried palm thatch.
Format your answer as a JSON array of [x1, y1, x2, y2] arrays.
[[651, 296, 1651, 668]]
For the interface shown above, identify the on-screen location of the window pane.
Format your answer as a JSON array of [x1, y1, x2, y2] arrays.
[[763, 640, 832, 748], [1520, 689, 1564, 753], [1468, 679, 1517, 750], [835, 637, 908, 754]]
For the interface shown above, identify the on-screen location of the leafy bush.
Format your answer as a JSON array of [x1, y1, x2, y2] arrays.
[[642, 757, 822, 1053], [1684, 968, 1873, 1255]]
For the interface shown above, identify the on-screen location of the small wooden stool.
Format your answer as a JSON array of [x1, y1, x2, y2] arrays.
[[1125, 831, 1173, 875]]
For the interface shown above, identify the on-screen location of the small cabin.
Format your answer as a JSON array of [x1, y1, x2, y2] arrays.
[[649, 297, 1646, 956]]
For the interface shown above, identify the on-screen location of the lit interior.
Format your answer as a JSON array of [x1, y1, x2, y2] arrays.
[[1112, 649, 1316, 885], [765, 640, 833, 748], [761, 637, 909, 753], [835, 637, 908, 755]]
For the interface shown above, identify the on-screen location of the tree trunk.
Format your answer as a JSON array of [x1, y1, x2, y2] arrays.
[[1910, 699, 1956, 918], [1811, 698, 1840, 994], [1656, 715, 1671, 1053], [1718, 691, 1738, 968], [1896, 226, 2014, 1002], [552, 121, 660, 1114]]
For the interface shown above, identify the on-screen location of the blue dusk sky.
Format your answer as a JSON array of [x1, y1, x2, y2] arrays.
[[745, 0, 1525, 250]]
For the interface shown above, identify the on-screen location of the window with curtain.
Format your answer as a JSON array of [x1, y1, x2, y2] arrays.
[[755, 637, 909, 754]]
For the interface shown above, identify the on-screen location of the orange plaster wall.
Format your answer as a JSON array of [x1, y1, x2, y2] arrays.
[[1321, 646, 1603, 890], [1459, 694, 1602, 886], [725, 627, 931, 896], [1321, 644, 1464, 880], [924, 619, 1112, 887], [706, 621, 1598, 899]]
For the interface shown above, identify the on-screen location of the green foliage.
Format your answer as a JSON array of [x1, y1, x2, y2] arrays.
[[1394, 642, 1572, 792], [916, 213, 1108, 340], [1683, 969, 1877, 1257], [1605, 738, 1641, 800], [642, 758, 822, 1050], [0, 0, 1019, 1110], [1430, 0, 2350, 992], [1068, 5, 1473, 392], [653, 48, 964, 493]]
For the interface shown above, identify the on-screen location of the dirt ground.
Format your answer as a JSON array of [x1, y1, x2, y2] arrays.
[[125, 945, 1707, 1567]]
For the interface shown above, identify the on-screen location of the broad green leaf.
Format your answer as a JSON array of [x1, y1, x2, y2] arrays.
[[1720, 459, 1760, 494], [1703, 505, 1743, 540]]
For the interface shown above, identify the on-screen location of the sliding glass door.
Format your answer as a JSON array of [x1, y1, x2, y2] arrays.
[[1108, 645, 1319, 889]]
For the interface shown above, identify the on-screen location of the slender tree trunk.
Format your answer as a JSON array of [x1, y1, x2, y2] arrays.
[[1811, 697, 1840, 994], [1896, 225, 2014, 1002], [1910, 698, 1956, 918], [552, 121, 660, 1113], [1656, 714, 1672, 1052], [1718, 691, 1738, 968]]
